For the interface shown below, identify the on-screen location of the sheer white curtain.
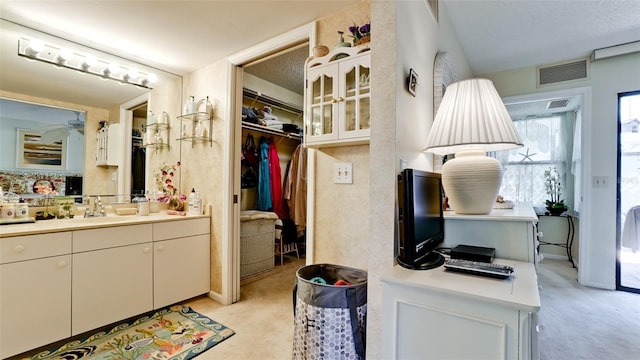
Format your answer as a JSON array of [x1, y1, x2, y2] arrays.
[[498, 114, 571, 208]]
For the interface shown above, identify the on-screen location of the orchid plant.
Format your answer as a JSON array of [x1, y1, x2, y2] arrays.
[[348, 22, 370, 45], [544, 167, 568, 212]]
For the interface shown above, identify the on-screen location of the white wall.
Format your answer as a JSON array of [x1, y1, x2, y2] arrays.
[[485, 51, 640, 289], [367, 0, 471, 356]]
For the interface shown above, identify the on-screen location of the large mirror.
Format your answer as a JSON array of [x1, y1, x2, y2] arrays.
[[0, 19, 183, 204]]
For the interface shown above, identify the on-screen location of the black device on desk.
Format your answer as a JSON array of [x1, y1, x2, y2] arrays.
[[451, 244, 496, 263], [396, 169, 445, 270]]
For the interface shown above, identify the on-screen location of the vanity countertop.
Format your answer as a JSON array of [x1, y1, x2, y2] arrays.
[[0, 213, 210, 238]]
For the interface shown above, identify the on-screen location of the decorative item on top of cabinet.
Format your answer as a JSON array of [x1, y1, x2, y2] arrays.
[[177, 112, 212, 147], [305, 44, 371, 148], [96, 122, 121, 166], [142, 111, 170, 152]]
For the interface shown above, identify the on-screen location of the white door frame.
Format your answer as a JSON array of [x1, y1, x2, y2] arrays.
[[222, 22, 317, 304], [119, 93, 150, 200]]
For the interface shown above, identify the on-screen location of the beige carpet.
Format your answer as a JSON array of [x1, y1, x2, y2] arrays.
[[537, 259, 640, 360], [185, 256, 304, 359]]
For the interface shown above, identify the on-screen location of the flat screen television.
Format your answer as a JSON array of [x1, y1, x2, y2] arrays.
[[397, 168, 445, 270]]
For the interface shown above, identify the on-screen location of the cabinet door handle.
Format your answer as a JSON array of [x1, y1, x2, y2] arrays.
[[144, 247, 151, 254], [157, 245, 164, 252], [13, 245, 25, 253], [337, 96, 344, 102], [331, 98, 337, 103], [57, 260, 68, 268]]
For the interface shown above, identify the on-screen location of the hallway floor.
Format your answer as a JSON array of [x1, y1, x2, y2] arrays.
[[184, 255, 305, 359]]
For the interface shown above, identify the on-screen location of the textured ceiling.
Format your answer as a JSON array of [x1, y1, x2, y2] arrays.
[[244, 45, 309, 95], [443, 0, 640, 75]]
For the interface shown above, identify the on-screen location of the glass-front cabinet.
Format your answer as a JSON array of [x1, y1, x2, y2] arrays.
[[305, 48, 371, 147]]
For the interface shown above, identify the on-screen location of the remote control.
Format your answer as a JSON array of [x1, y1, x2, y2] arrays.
[[444, 258, 514, 279]]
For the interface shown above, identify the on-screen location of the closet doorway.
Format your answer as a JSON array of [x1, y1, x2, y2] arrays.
[[227, 24, 314, 304]]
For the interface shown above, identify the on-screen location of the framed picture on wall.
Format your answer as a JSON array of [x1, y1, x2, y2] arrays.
[[16, 129, 67, 170]]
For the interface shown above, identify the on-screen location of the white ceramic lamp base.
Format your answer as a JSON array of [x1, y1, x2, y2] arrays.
[[442, 150, 503, 215]]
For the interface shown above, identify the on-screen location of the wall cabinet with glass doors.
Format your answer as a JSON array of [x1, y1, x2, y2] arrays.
[[305, 46, 371, 147]]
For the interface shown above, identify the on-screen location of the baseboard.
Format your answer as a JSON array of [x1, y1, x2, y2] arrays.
[[207, 290, 223, 304], [540, 253, 568, 261]]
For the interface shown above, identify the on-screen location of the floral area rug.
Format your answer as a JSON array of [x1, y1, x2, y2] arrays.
[[31, 305, 235, 360]]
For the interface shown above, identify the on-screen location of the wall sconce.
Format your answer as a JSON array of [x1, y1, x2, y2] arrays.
[[18, 38, 157, 89]]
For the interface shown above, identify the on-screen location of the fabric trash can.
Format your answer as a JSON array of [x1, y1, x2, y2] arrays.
[[292, 263, 367, 360]]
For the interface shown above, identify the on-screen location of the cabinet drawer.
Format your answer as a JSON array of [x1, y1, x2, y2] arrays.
[[73, 224, 152, 252], [0, 232, 72, 264], [153, 217, 210, 241]]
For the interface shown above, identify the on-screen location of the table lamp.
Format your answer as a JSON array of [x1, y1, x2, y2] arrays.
[[424, 78, 523, 214]]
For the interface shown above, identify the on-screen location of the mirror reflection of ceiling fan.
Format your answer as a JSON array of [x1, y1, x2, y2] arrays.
[[36, 111, 85, 143]]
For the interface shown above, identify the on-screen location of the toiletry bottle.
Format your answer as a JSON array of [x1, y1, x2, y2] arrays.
[[188, 188, 202, 215], [133, 193, 149, 216], [185, 96, 196, 115]]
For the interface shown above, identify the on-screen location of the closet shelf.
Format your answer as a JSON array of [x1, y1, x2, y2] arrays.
[[242, 121, 302, 141], [243, 88, 303, 115]]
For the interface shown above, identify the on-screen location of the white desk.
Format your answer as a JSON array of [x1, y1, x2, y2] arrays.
[[443, 203, 539, 263], [382, 259, 540, 359]]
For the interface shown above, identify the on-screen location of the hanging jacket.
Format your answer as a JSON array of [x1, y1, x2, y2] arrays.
[[257, 137, 272, 211], [268, 138, 285, 218], [285, 144, 307, 230]]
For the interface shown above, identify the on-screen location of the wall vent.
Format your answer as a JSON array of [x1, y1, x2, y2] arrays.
[[537, 58, 589, 87], [547, 99, 570, 109]]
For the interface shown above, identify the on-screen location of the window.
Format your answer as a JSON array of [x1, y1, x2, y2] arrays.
[[498, 112, 575, 208]]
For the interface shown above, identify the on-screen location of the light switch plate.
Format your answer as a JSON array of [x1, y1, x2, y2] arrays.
[[334, 163, 353, 184]]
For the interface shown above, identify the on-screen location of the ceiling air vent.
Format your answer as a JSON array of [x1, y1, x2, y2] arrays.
[[547, 99, 570, 109], [537, 58, 589, 87]]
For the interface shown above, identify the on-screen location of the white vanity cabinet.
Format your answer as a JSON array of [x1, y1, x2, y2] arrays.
[[71, 224, 153, 335], [0, 233, 72, 359], [382, 259, 540, 360], [153, 218, 210, 309], [305, 46, 371, 147]]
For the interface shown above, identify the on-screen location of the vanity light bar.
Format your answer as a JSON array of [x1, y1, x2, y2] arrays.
[[17, 38, 157, 89]]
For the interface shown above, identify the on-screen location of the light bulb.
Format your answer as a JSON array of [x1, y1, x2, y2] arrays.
[[147, 73, 158, 83], [83, 55, 97, 70], [57, 48, 72, 64], [127, 68, 139, 81], [28, 39, 44, 53]]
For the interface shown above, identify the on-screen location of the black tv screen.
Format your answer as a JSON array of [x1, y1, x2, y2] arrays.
[[397, 169, 445, 270]]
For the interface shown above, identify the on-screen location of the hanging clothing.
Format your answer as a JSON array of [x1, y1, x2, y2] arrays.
[[285, 144, 307, 231], [257, 137, 272, 211], [268, 138, 285, 218], [622, 206, 640, 252], [131, 146, 146, 195]]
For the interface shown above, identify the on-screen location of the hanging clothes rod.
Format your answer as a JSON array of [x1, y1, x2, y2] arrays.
[[242, 122, 302, 141], [243, 88, 303, 115]]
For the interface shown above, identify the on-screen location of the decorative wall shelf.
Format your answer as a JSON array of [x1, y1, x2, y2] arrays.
[[177, 112, 212, 147]]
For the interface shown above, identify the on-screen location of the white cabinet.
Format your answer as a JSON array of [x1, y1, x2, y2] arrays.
[[0, 233, 72, 359], [382, 259, 540, 360], [153, 218, 210, 308], [72, 224, 153, 335], [96, 123, 121, 166], [443, 203, 539, 263], [305, 46, 371, 147]]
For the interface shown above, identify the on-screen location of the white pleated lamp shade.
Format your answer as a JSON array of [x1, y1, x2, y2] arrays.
[[425, 78, 522, 155], [425, 78, 523, 214]]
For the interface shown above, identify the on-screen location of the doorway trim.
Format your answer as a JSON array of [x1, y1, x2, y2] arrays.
[[119, 93, 150, 199], [222, 22, 316, 304]]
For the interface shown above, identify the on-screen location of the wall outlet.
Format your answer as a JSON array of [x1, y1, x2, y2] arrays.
[[593, 176, 609, 189], [334, 163, 353, 184]]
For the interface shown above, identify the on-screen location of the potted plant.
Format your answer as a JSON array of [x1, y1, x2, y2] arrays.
[[544, 167, 568, 215]]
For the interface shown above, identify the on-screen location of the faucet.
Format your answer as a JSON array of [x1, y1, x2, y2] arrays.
[[84, 195, 106, 217]]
